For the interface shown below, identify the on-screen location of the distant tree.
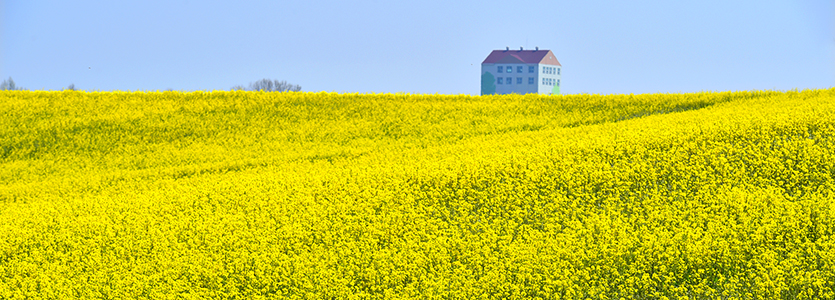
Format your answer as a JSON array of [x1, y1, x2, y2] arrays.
[[246, 79, 301, 92], [0, 77, 22, 90], [481, 72, 496, 95], [66, 83, 76, 91]]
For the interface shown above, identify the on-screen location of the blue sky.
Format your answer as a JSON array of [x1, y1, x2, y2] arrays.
[[2, 0, 833, 95]]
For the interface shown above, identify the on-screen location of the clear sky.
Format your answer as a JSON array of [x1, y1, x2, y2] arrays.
[[2, 0, 833, 95]]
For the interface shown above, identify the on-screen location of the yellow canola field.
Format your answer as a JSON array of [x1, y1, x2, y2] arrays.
[[1, 89, 834, 299]]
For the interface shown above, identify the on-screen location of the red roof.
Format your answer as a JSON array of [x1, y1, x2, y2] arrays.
[[482, 49, 561, 66]]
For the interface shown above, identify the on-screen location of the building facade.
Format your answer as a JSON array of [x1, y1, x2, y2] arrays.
[[481, 47, 561, 95]]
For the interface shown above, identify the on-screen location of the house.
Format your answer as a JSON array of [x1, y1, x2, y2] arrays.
[[481, 47, 561, 95]]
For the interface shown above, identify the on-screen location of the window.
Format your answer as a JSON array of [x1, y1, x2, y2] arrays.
[[557, 68, 560, 75], [528, 77, 534, 84], [507, 77, 512, 84], [497, 77, 503, 84], [517, 66, 523, 73], [517, 77, 522, 84], [529, 66, 535, 73], [542, 78, 546, 85], [506, 66, 512, 73], [557, 79, 560, 86], [497, 66, 502, 73], [542, 67, 546, 74]]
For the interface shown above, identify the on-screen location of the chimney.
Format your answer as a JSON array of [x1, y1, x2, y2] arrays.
[[520, 47, 523, 51], [535, 47, 539, 51], [505, 47, 509, 51]]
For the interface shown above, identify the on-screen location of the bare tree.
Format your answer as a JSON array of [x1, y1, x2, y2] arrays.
[[66, 83, 76, 91], [246, 79, 301, 92], [231, 85, 246, 91], [0, 77, 22, 90]]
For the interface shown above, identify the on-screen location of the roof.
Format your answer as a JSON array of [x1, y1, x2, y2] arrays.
[[481, 49, 561, 66]]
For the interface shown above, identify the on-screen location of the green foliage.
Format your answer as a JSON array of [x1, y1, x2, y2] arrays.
[[481, 71, 496, 95], [0, 77, 22, 90]]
